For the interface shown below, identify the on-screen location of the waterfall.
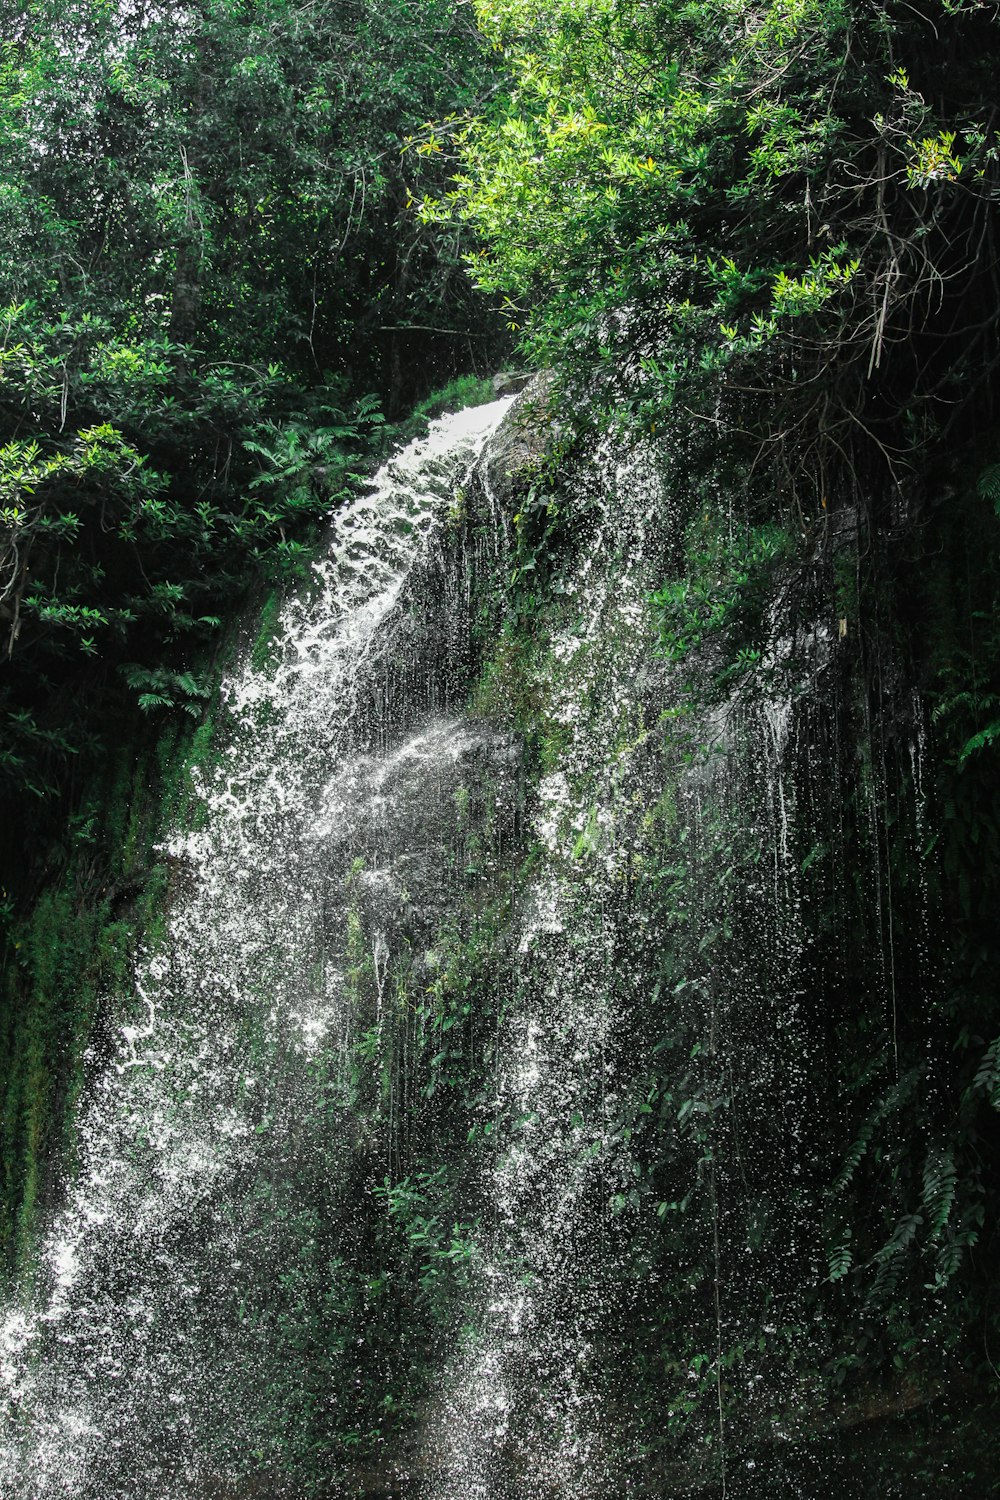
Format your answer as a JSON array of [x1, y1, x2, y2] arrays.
[[0, 399, 513, 1499], [423, 434, 667, 1500], [0, 391, 951, 1499]]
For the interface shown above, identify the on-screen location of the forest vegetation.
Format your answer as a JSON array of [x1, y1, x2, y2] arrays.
[[2, 0, 1000, 1495], [0, 0, 502, 832]]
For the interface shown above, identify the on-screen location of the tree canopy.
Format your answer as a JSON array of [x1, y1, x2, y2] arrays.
[[0, 0, 501, 813], [445, 0, 1000, 498]]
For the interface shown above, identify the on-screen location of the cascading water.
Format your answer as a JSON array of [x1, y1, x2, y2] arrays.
[[415, 427, 840, 1499], [423, 436, 670, 1500], [0, 398, 513, 1498], [0, 388, 951, 1500]]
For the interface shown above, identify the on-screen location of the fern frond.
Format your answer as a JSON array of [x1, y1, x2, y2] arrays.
[[959, 720, 1000, 760], [832, 1121, 874, 1194], [827, 1231, 853, 1281], [921, 1146, 957, 1240], [973, 1036, 1000, 1108], [976, 462, 1000, 509], [932, 1238, 965, 1288]]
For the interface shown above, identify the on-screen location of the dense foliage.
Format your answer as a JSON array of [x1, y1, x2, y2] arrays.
[[3, 1, 1000, 1495], [0, 0, 505, 1444], [0, 0, 503, 827], [446, 0, 1000, 480]]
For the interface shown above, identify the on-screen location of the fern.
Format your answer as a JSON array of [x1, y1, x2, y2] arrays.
[[959, 719, 1000, 760], [929, 1219, 982, 1292], [932, 1239, 965, 1288], [976, 461, 1000, 509], [352, 392, 385, 425], [869, 1213, 923, 1302], [831, 1064, 923, 1195], [921, 1146, 957, 1240], [879, 1211, 923, 1258], [121, 663, 210, 716], [827, 1230, 853, 1281], [973, 1036, 1000, 1108], [832, 1120, 875, 1194]]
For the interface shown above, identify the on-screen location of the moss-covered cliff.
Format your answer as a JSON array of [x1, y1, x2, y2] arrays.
[[6, 378, 997, 1496]]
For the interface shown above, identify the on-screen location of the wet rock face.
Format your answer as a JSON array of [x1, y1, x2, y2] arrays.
[[491, 371, 534, 398], [1, 373, 965, 1498], [479, 374, 557, 515], [315, 720, 522, 962]]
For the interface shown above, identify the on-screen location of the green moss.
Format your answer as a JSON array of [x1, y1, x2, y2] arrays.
[[0, 697, 228, 1283], [412, 373, 497, 422], [250, 590, 285, 676], [651, 514, 796, 679]]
